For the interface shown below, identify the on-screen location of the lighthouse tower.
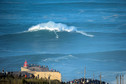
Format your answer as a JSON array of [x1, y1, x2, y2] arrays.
[[24, 60, 28, 68]]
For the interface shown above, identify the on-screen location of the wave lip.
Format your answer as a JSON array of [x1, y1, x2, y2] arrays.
[[27, 21, 94, 38]]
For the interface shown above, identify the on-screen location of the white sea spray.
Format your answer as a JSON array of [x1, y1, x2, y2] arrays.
[[27, 21, 94, 38]]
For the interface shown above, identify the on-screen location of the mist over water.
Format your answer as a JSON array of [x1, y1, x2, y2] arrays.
[[0, 0, 126, 83]]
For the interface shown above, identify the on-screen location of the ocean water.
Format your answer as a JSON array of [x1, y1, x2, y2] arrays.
[[0, 0, 126, 83]]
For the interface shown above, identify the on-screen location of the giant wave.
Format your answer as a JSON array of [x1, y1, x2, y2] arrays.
[[27, 21, 94, 38]]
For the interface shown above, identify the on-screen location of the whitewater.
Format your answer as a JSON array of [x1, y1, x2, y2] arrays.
[[27, 21, 94, 38]]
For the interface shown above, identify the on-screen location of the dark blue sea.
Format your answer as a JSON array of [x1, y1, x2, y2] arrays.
[[0, 0, 126, 83]]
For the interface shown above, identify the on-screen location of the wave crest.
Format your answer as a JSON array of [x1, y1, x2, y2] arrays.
[[27, 21, 94, 38]]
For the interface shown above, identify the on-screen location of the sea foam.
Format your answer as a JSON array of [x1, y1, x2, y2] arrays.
[[27, 21, 94, 38]]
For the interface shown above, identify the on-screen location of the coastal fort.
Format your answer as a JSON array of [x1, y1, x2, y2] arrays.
[[21, 60, 61, 82], [0, 61, 112, 84]]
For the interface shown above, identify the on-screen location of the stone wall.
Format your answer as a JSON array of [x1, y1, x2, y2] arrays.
[[21, 67, 61, 82]]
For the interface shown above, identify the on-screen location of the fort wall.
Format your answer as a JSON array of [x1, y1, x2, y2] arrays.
[[21, 67, 61, 82]]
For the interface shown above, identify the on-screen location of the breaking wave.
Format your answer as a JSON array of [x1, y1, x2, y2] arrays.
[[27, 21, 94, 38], [42, 54, 77, 62]]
